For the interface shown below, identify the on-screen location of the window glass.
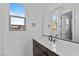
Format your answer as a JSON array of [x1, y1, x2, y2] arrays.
[[9, 3, 26, 31], [10, 3, 25, 17], [11, 17, 25, 25]]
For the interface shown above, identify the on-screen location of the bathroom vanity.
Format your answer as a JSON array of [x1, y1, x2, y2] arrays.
[[33, 39, 58, 56]]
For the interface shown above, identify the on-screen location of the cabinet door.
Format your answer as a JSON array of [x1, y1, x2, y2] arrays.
[[33, 43, 47, 56], [33, 43, 38, 56], [33, 40, 48, 56]]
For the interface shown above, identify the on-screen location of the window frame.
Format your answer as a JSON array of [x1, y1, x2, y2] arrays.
[[9, 3, 26, 31]]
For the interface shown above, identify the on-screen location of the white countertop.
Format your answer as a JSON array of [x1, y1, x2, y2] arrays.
[[33, 35, 79, 56]]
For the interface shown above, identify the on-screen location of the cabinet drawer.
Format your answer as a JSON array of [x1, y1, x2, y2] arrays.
[[37, 42, 48, 54]]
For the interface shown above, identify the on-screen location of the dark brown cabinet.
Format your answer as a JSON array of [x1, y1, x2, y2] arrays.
[[33, 39, 59, 56]]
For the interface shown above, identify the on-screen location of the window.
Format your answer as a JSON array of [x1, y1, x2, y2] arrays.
[[9, 3, 26, 31], [51, 16, 57, 32]]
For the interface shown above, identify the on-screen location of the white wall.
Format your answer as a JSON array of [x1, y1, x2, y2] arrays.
[[42, 9, 52, 35], [25, 4, 42, 38], [1, 4, 32, 56], [0, 3, 42, 56]]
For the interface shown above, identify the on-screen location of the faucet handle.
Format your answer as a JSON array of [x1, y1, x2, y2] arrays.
[[48, 35, 52, 41]]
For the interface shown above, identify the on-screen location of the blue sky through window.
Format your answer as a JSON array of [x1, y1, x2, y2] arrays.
[[10, 3, 25, 17]]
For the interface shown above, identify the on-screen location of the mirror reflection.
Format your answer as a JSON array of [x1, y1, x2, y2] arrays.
[[42, 4, 79, 43], [60, 11, 72, 41]]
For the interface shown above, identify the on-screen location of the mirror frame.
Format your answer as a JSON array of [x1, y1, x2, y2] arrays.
[[42, 7, 78, 44], [60, 8, 75, 42]]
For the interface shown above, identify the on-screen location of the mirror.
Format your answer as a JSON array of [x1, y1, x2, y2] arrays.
[[42, 4, 79, 44], [42, 9, 76, 43], [60, 11, 72, 41]]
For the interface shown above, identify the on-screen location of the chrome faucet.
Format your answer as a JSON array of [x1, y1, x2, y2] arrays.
[[48, 34, 59, 42], [48, 35, 52, 41]]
